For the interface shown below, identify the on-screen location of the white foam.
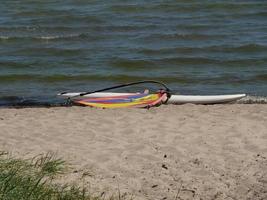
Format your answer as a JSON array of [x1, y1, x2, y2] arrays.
[[0, 36, 10, 40], [237, 95, 267, 104]]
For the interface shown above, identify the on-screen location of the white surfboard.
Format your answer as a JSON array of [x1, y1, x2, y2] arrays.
[[58, 92, 246, 104]]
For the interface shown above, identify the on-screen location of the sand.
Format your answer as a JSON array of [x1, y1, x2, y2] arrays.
[[0, 104, 266, 200]]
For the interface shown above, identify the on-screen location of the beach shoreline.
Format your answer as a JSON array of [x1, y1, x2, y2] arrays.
[[0, 105, 266, 199], [1, 94, 267, 108]]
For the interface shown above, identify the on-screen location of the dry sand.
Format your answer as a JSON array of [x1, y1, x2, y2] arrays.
[[0, 104, 267, 200]]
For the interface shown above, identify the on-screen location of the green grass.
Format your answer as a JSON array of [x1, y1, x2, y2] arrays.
[[0, 151, 116, 200]]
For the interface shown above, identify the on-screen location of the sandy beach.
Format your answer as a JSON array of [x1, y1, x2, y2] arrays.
[[0, 104, 266, 200]]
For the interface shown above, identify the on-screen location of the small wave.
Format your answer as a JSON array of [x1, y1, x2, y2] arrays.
[[109, 2, 265, 13], [15, 10, 104, 24], [39, 35, 66, 40], [0, 25, 86, 33], [108, 3, 267, 24], [138, 44, 267, 57], [238, 95, 267, 104], [230, 11, 267, 19], [154, 57, 267, 66], [12, 47, 85, 57], [221, 58, 267, 66], [116, 55, 251, 68], [110, 57, 242, 69], [0, 96, 63, 107], [0, 96, 24, 107], [2, 73, 266, 86], [110, 4, 150, 13], [176, 24, 223, 31], [0, 36, 10, 40], [234, 44, 267, 52], [203, 2, 266, 10], [254, 74, 267, 81], [37, 33, 92, 40], [139, 33, 225, 42], [184, 44, 267, 53], [157, 57, 216, 65], [0, 74, 188, 84], [96, 24, 159, 33], [0, 61, 30, 68], [111, 59, 154, 70], [0, 33, 100, 41], [0, 74, 95, 82]]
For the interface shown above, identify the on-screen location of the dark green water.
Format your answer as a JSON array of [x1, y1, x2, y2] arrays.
[[1, 0, 267, 106]]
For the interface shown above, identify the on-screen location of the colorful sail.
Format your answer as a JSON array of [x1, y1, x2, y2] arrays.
[[75, 92, 168, 108]]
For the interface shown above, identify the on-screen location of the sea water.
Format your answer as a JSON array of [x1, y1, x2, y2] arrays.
[[0, 1, 267, 106]]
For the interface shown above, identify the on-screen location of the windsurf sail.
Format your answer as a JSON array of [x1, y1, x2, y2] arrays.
[[67, 80, 171, 108], [75, 91, 168, 108]]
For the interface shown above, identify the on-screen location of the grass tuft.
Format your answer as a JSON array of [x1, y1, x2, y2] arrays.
[[0, 152, 116, 200], [31, 152, 66, 176]]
